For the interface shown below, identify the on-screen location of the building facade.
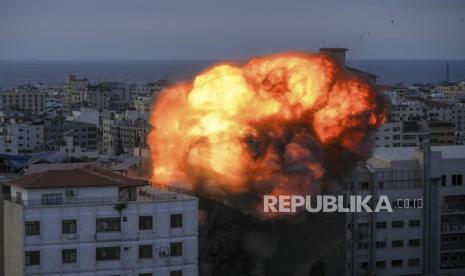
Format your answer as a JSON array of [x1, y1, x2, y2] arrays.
[[347, 145, 465, 276], [2, 166, 198, 276], [0, 85, 47, 113]]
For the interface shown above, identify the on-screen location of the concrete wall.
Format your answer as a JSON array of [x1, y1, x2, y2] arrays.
[[0, 196, 24, 276], [23, 197, 197, 276]]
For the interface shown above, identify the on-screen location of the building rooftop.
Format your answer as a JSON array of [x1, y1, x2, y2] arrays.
[[10, 165, 147, 189]]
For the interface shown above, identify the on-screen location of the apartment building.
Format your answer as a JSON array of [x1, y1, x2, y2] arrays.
[[0, 85, 47, 113], [132, 96, 153, 113], [41, 116, 98, 151], [374, 121, 426, 148], [1, 166, 198, 276], [420, 121, 456, 146], [434, 82, 465, 100], [0, 123, 44, 155], [87, 85, 112, 111], [64, 75, 89, 112], [126, 82, 157, 102], [102, 111, 149, 155], [347, 145, 465, 276]]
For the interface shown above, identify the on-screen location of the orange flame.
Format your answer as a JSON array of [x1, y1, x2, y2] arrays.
[[148, 52, 385, 197]]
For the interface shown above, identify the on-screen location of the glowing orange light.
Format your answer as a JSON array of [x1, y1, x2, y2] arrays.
[[148, 52, 385, 197]]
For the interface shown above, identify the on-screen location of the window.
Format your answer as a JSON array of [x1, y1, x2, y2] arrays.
[[376, 222, 386, 229], [409, 220, 421, 227], [392, 240, 404, 248], [358, 242, 369, 249], [139, 245, 153, 259], [376, 241, 386, 248], [452, 175, 463, 186], [139, 216, 153, 230], [25, 221, 40, 236], [375, 261, 386, 269], [358, 223, 369, 228], [62, 220, 77, 234], [409, 239, 420, 247], [441, 175, 447, 186], [392, 221, 404, 228], [170, 242, 183, 257], [96, 218, 120, 232], [96, 247, 120, 261], [25, 251, 40, 266], [391, 259, 403, 267], [41, 193, 63, 205], [170, 271, 182, 276], [62, 249, 77, 264], [408, 258, 420, 267], [378, 181, 384, 189], [170, 214, 183, 229], [360, 182, 369, 190]]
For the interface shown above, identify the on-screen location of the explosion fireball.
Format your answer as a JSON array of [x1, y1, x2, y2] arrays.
[[148, 52, 385, 205]]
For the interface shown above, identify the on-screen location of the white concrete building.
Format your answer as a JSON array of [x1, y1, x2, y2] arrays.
[[347, 145, 465, 276], [0, 123, 44, 155], [126, 82, 157, 102], [374, 121, 429, 148], [3, 166, 198, 276]]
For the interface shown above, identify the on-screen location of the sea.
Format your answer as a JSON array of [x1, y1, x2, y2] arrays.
[[0, 59, 464, 89]]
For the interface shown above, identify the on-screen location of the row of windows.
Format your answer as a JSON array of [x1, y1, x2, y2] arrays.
[[352, 219, 420, 230], [25, 214, 183, 236], [360, 258, 420, 269], [358, 239, 421, 249], [25, 242, 183, 266]]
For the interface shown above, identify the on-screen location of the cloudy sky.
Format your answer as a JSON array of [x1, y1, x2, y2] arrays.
[[0, 0, 464, 59]]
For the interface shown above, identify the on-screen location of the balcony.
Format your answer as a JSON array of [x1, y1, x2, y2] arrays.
[[23, 196, 118, 207], [95, 231, 122, 241], [10, 187, 193, 208]]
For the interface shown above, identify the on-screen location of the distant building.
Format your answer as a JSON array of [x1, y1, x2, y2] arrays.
[[0, 85, 47, 113], [319, 48, 378, 85], [59, 135, 99, 159], [1, 166, 198, 276], [64, 75, 89, 112], [41, 116, 98, 152], [374, 120, 455, 148], [420, 121, 456, 146], [86, 85, 112, 111], [101, 82, 128, 111], [102, 111, 149, 155], [126, 82, 157, 102], [0, 123, 44, 155], [132, 95, 153, 113]]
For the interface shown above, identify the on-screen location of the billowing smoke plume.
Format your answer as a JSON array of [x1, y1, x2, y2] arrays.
[[148, 52, 385, 215]]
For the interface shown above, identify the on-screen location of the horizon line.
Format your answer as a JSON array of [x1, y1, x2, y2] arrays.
[[1, 57, 465, 61]]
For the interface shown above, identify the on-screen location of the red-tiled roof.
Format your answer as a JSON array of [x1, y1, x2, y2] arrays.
[[10, 165, 147, 189]]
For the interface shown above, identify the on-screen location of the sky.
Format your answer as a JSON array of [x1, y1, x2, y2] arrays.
[[0, 0, 464, 60]]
